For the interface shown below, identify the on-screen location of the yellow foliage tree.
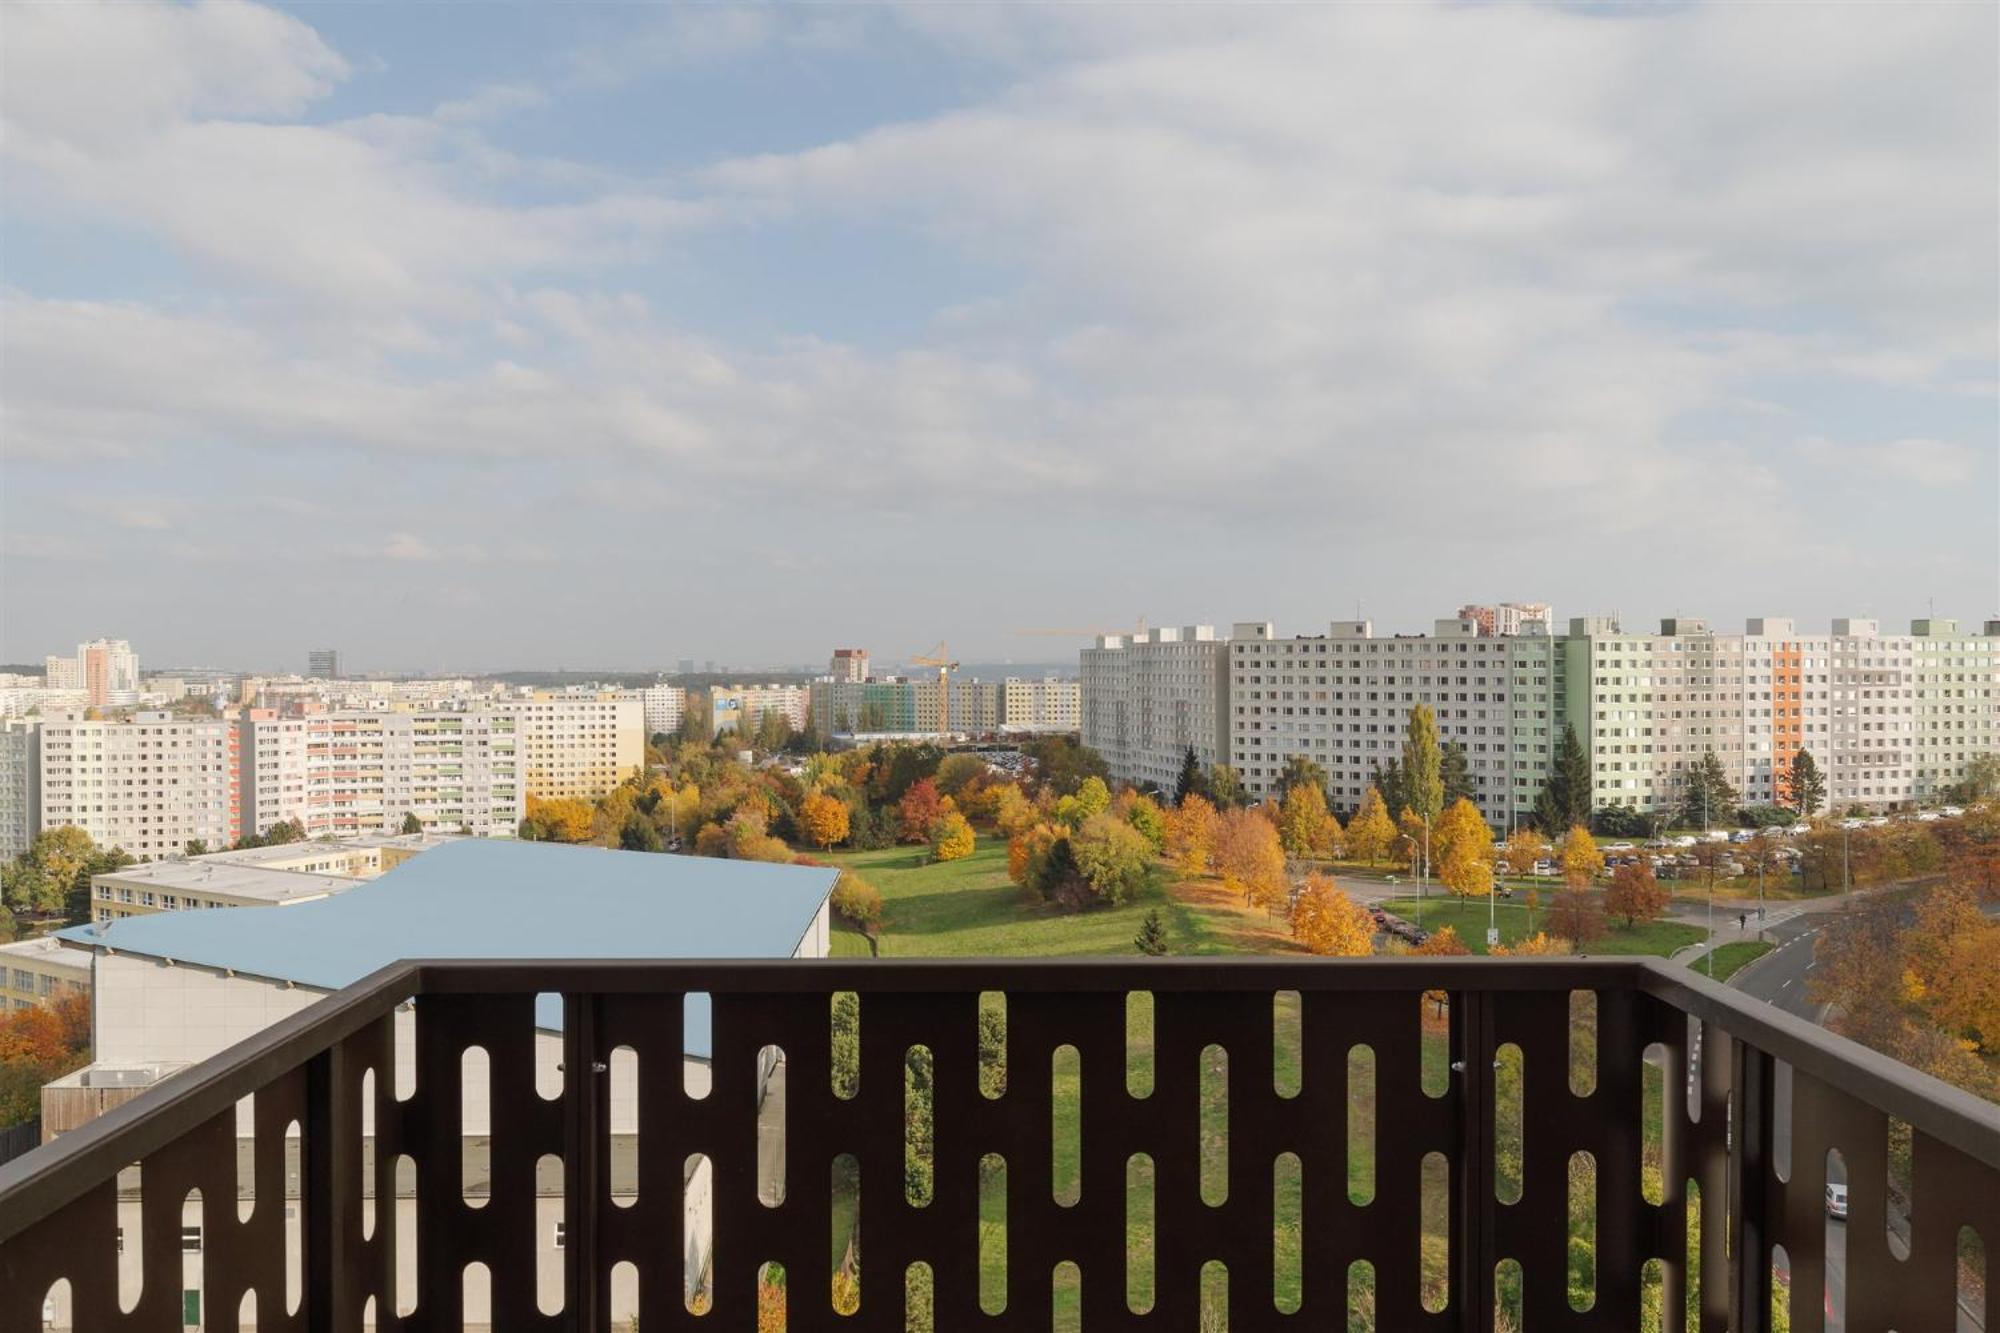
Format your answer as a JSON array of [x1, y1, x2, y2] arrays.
[[799, 790, 850, 851], [526, 796, 595, 844], [1216, 807, 1288, 910], [1278, 782, 1339, 862], [1344, 787, 1397, 865], [1415, 925, 1472, 956], [1560, 825, 1603, 889], [1432, 798, 1495, 897], [1291, 874, 1375, 956], [1501, 826, 1544, 877], [1164, 795, 1219, 875], [930, 811, 976, 863], [1491, 932, 1574, 957]]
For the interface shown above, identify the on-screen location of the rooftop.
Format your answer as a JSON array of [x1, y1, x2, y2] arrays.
[[0, 935, 92, 975], [91, 858, 359, 904]]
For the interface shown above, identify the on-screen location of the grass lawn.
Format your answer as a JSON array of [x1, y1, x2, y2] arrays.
[[1694, 940, 1773, 982], [1380, 896, 1704, 957], [818, 843, 1303, 958]]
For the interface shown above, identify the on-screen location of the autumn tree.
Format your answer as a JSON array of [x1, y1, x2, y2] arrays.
[[799, 790, 851, 851], [1902, 884, 2000, 1051], [1344, 787, 1397, 865], [990, 783, 1039, 840], [1278, 781, 1339, 862], [1544, 890, 1608, 945], [1290, 875, 1375, 956], [1208, 764, 1246, 809], [0, 989, 91, 1126], [1070, 813, 1152, 906], [1559, 826, 1603, 888], [830, 872, 884, 930], [934, 753, 988, 798], [1116, 790, 1167, 852], [1604, 859, 1669, 927], [1054, 776, 1112, 829], [1163, 794, 1219, 875], [898, 780, 948, 845], [1431, 798, 1494, 898], [1215, 807, 1288, 911], [1277, 754, 1330, 800], [929, 811, 976, 863], [521, 796, 595, 844], [1414, 925, 1471, 956], [1491, 933, 1574, 957], [1501, 826, 1544, 877], [1403, 704, 1443, 825]]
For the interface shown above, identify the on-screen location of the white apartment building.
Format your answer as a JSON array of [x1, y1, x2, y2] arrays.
[[36, 711, 234, 859], [1, 718, 41, 860], [315, 709, 524, 836], [236, 708, 318, 837], [830, 648, 869, 683], [639, 683, 687, 739], [1910, 618, 2000, 799], [708, 684, 809, 740], [999, 677, 1082, 733], [1229, 618, 1554, 824], [1080, 625, 1231, 793], [43, 654, 83, 691], [495, 694, 642, 801]]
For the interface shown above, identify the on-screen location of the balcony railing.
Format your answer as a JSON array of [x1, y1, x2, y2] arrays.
[[2, 958, 1994, 1331]]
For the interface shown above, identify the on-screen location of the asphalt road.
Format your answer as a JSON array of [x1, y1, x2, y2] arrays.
[[1731, 907, 1842, 1021]]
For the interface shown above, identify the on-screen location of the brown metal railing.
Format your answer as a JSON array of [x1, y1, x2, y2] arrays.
[[1, 957, 1994, 1330]]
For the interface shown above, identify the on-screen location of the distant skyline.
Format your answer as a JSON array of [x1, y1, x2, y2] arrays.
[[4, 2, 1995, 672]]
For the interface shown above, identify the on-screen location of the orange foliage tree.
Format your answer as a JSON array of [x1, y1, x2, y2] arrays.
[[1290, 875, 1375, 956]]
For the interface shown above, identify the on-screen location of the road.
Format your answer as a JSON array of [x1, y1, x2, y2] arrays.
[[1730, 906, 1840, 1021]]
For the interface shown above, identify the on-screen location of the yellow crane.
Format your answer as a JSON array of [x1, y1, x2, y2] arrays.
[[908, 641, 960, 735]]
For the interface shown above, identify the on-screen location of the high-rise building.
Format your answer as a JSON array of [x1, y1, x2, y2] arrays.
[[709, 685, 809, 739], [1457, 603, 1555, 638], [494, 694, 643, 802], [638, 684, 686, 739], [0, 719, 42, 861], [1080, 626, 1232, 793], [43, 655, 82, 691], [998, 678, 1082, 733], [76, 639, 140, 708], [830, 648, 870, 683], [308, 648, 341, 679], [37, 710, 234, 858]]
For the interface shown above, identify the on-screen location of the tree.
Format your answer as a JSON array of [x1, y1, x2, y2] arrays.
[[1117, 791, 1167, 852], [264, 819, 306, 846], [1604, 859, 1669, 927], [1372, 758, 1408, 825], [1949, 753, 2000, 805], [1534, 725, 1592, 832], [1414, 925, 1471, 956], [619, 812, 663, 852], [399, 812, 424, 835], [1069, 814, 1151, 906], [1491, 932, 1573, 957], [934, 754, 988, 798], [1783, 748, 1827, 816], [1278, 782, 1338, 862], [1134, 909, 1171, 956], [1440, 742, 1473, 808], [1560, 826, 1603, 888], [1028, 736, 1108, 798], [521, 797, 594, 844], [1431, 798, 1495, 898], [1215, 807, 1287, 910], [1290, 875, 1375, 956], [1403, 704, 1443, 825], [830, 871, 883, 930], [1164, 795, 1219, 874], [897, 780, 948, 845], [929, 811, 976, 863], [1345, 787, 1397, 865], [1174, 748, 1210, 805], [0, 988, 92, 1127], [3, 827, 105, 915], [1277, 754, 1329, 800], [799, 791, 851, 852], [1208, 764, 1246, 809], [1545, 891, 1608, 945], [1053, 776, 1112, 829], [1501, 826, 1544, 877], [1679, 750, 1739, 830]]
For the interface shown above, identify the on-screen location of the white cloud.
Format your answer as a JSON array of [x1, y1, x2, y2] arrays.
[[1796, 437, 1981, 488]]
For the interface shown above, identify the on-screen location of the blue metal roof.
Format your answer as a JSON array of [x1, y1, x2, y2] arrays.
[[60, 839, 836, 1058]]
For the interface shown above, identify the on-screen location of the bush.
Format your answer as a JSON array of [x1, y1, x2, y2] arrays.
[[830, 871, 883, 929], [1736, 804, 1798, 828], [1590, 805, 1660, 838], [929, 811, 976, 863]]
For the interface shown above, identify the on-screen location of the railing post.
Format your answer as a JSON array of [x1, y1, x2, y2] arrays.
[[1454, 987, 1496, 1333], [304, 1046, 362, 1331], [565, 992, 605, 1331], [1729, 1038, 1770, 1333]]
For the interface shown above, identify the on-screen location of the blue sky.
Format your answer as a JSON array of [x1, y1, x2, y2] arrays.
[[3, 1, 1994, 672]]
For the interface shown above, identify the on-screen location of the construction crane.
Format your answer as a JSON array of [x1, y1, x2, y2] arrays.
[[1007, 616, 1148, 639], [908, 641, 960, 735]]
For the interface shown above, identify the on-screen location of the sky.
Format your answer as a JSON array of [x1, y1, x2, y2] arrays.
[[2, 1, 1996, 674]]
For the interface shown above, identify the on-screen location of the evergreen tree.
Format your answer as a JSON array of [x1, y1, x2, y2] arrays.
[[1134, 909, 1170, 956], [1532, 724, 1592, 832], [1277, 754, 1330, 800], [1440, 741, 1473, 808], [1372, 758, 1408, 824], [1175, 747, 1210, 805], [1403, 704, 1443, 825], [1786, 748, 1827, 816], [1679, 750, 1739, 830]]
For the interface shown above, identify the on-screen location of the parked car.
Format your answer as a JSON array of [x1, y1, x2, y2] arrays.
[[1825, 1182, 1848, 1220], [1787, 823, 1812, 835], [1531, 860, 1557, 877]]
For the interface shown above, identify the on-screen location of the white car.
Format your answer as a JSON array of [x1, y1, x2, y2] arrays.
[[1788, 823, 1812, 835], [1825, 1183, 1848, 1220], [1941, 805, 1965, 818]]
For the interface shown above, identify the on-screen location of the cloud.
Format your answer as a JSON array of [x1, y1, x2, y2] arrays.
[[1796, 437, 1981, 487]]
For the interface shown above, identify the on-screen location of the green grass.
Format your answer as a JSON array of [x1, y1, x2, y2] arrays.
[[820, 843, 1238, 957], [1694, 940, 1773, 982], [1380, 896, 1704, 957]]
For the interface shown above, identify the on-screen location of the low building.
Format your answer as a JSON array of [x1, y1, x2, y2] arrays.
[[88, 833, 457, 923], [47, 840, 836, 1327], [0, 935, 91, 1012]]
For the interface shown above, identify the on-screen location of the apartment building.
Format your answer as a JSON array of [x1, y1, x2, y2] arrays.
[[307, 648, 340, 679], [639, 684, 686, 739], [236, 708, 320, 837], [1229, 618, 1554, 824], [708, 685, 808, 740], [0, 936, 91, 1011], [1910, 618, 2000, 799], [43, 655, 83, 692], [89, 833, 455, 922], [830, 648, 869, 683], [36, 710, 235, 859], [495, 694, 642, 801], [998, 677, 1082, 733], [1080, 625, 1231, 793], [1, 719, 41, 860], [1457, 602, 1555, 637], [314, 709, 524, 837]]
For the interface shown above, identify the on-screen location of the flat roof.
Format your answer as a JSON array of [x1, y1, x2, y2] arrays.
[[93, 860, 358, 903], [0, 935, 93, 975], [63, 840, 837, 1056]]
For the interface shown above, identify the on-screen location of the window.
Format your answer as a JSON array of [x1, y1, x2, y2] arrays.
[[181, 1226, 202, 1253], [552, 1222, 567, 1249]]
